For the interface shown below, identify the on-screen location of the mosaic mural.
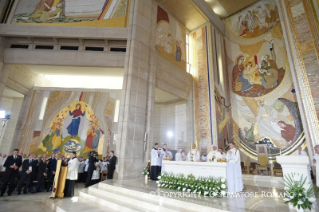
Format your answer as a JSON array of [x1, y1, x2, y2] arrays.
[[18, 91, 116, 157], [225, 0, 304, 159], [156, 6, 187, 71], [12, 0, 130, 27]]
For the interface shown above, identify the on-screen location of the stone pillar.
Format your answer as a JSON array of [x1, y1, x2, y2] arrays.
[[116, 0, 155, 179], [276, 0, 319, 158]]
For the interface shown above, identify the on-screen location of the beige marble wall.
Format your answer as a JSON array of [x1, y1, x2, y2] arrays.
[[0, 97, 24, 154]]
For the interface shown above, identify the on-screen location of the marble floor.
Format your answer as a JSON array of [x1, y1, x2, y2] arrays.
[[0, 178, 318, 212]]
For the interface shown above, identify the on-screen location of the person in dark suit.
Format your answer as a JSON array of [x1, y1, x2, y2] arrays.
[[46, 153, 57, 192], [36, 155, 48, 192], [85, 152, 98, 188], [107, 151, 117, 179], [0, 149, 22, 196], [17, 154, 34, 194]]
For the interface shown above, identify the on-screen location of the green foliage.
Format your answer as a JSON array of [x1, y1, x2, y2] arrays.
[[142, 163, 150, 176], [157, 173, 227, 198], [281, 173, 316, 210]]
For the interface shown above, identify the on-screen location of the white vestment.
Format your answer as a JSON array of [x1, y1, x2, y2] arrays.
[[201, 155, 207, 161], [84, 159, 89, 172], [92, 162, 100, 180], [220, 152, 226, 159], [226, 148, 243, 193], [100, 161, 108, 173], [78, 161, 86, 173], [151, 148, 161, 166], [313, 153, 319, 187], [175, 153, 182, 161], [207, 151, 222, 162], [1, 157, 7, 171], [187, 149, 200, 161], [160, 149, 167, 172]]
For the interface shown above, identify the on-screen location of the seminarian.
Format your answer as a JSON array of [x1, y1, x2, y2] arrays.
[[0, 149, 22, 196], [64, 151, 79, 197]]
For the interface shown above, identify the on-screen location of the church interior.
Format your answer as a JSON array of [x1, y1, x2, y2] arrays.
[[0, 0, 319, 211]]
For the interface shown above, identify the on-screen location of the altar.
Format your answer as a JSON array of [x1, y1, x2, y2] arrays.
[[162, 161, 227, 178]]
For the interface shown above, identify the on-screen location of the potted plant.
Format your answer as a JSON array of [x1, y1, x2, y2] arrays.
[[282, 173, 316, 212], [142, 163, 150, 181]]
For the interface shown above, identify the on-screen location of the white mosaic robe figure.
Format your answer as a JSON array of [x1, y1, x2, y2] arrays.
[[187, 149, 200, 162], [226, 148, 244, 193]]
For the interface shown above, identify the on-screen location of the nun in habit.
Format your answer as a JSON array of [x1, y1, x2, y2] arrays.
[[226, 142, 244, 193], [64, 151, 79, 197], [150, 143, 162, 180]]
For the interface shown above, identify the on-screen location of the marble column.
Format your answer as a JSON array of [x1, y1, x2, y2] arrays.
[[116, 0, 155, 179]]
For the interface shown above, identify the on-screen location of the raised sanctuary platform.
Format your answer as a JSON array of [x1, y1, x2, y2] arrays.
[[42, 177, 319, 212]]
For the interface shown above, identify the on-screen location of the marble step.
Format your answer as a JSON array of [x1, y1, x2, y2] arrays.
[[97, 182, 228, 212], [79, 187, 141, 212], [87, 185, 181, 212], [43, 195, 118, 212]]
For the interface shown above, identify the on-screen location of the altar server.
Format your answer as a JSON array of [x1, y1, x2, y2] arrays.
[[313, 145, 319, 187], [150, 143, 161, 180], [226, 142, 244, 193], [187, 143, 200, 162], [207, 146, 222, 162], [65, 151, 79, 197]]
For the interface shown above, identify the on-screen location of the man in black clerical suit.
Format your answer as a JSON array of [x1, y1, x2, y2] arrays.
[[107, 150, 117, 179], [85, 151, 98, 188], [17, 154, 34, 194], [0, 149, 22, 196], [36, 155, 48, 192]]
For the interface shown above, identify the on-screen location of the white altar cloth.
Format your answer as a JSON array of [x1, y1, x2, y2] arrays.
[[163, 161, 227, 178]]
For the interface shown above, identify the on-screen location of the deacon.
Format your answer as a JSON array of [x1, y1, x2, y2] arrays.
[[150, 143, 161, 180], [313, 145, 319, 187], [65, 151, 79, 197], [0, 149, 22, 196], [107, 151, 117, 179], [226, 142, 244, 193], [207, 146, 222, 162], [17, 154, 34, 194], [187, 143, 200, 162]]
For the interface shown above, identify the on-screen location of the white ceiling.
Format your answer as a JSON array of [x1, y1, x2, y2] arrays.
[[155, 88, 180, 103], [23, 65, 124, 77], [3, 87, 24, 98]]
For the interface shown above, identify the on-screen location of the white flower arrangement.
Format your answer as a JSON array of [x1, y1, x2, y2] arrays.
[[157, 173, 227, 198], [282, 173, 315, 211], [142, 163, 150, 176]]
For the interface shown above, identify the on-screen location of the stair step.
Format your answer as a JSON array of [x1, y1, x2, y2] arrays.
[[43, 195, 118, 212], [88, 185, 180, 212], [79, 187, 141, 212], [97, 182, 228, 212]]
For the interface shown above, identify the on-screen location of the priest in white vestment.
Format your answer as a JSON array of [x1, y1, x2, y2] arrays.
[[150, 143, 162, 180], [313, 145, 319, 187], [226, 142, 244, 193], [207, 146, 222, 162], [175, 149, 182, 161], [187, 143, 200, 161], [160, 144, 169, 172]]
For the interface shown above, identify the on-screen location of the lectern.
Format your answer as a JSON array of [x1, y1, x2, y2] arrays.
[[276, 156, 312, 185]]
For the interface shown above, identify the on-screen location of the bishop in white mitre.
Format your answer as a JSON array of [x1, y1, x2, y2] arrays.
[[313, 145, 319, 187], [226, 142, 244, 193], [187, 143, 200, 162], [207, 146, 222, 162], [150, 143, 161, 180]]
